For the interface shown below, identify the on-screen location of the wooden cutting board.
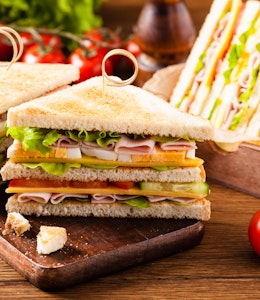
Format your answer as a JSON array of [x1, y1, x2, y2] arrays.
[[0, 187, 204, 291]]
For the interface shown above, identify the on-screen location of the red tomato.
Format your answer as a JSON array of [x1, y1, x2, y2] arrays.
[[248, 209, 260, 255], [68, 46, 113, 82], [112, 181, 136, 190], [123, 38, 141, 70], [21, 43, 67, 64], [9, 179, 108, 189], [124, 38, 141, 58], [20, 32, 63, 50], [84, 27, 121, 52], [0, 33, 14, 61], [84, 27, 122, 66]]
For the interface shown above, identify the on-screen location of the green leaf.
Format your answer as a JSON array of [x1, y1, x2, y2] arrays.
[[0, 0, 104, 34], [119, 197, 150, 209], [256, 43, 260, 53], [195, 52, 206, 74], [22, 162, 81, 176]]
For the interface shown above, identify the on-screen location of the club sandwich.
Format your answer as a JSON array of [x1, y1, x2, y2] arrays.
[[1, 76, 213, 220], [170, 0, 260, 151]]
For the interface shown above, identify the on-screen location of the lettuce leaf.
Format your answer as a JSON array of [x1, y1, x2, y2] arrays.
[[119, 197, 150, 208], [22, 162, 81, 176], [6, 127, 61, 155], [7, 127, 122, 154], [230, 65, 260, 130], [223, 20, 255, 83]]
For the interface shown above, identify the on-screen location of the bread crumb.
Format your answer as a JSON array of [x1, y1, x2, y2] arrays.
[[37, 225, 67, 255], [3, 212, 31, 236]]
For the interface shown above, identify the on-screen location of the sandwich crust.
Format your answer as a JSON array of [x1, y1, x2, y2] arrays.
[[7, 76, 213, 140], [1, 161, 206, 183], [6, 195, 211, 221], [0, 62, 79, 114]]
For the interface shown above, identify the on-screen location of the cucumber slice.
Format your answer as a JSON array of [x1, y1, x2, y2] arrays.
[[139, 182, 210, 197]]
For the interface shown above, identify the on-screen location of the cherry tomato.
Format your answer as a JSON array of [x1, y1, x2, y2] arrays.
[[112, 181, 136, 190], [20, 32, 62, 50], [84, 27, 121, 52], [124, 38, 141, 58], [122, 38, 141, 71], [84, 27, 122, 66], [0, 33, 14, 61], [21, 43, 67, 64], [68, 46, 113, 82], [248, 209, 260, 255]]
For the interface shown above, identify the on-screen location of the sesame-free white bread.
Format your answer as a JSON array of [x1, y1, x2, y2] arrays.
[[36, 225, 67, 255], [0, 62, 79, 114], [2, 211, 31, 236], [7, 76, 213, 140], [1, 160, 206, 183], [6, 195, 211, 221]]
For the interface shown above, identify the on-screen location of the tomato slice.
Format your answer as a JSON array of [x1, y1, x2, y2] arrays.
[[9, 179, 108, 189], [112, 181, 136, 190]]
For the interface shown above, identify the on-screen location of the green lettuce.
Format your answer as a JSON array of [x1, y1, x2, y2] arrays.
[[119, 197, 150, 208], [223, 20, 255, 83], [7, 127, 122, 154], [194, 52, 206, 74], [230, 65, 260, 131], [23, 162, 81, 176]]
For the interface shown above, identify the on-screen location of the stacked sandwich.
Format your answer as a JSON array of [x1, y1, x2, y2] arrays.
[[0, 62, 79, 169], [1, 76, 213, 220], [170, 0, 260, 150]]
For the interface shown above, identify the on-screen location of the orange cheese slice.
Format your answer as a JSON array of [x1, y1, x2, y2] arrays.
[[131, 146, 185, 162]]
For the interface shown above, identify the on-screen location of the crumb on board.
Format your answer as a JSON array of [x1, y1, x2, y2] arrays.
[[3, 212, 31, 236], [37, 225, 67, 255]]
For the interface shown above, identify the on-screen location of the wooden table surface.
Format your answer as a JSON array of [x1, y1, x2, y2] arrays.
[[1, 0, 260, 299]]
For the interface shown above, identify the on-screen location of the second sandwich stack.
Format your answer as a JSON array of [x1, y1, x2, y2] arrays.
[[1, 76, 213, 220]]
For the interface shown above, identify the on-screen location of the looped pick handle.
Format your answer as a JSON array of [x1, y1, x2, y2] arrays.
[[0, 26, 24, 70], [102, 49, 139, 96]]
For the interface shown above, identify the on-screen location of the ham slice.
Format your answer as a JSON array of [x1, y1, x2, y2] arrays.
[[160, 140, 197, 151], [53, 136, 79, 148], [114, 135, 155, 155], [147, 196, 197, 204], [50, 193, 89, 204], [91, 194, 145, 203], [17, 192, 51, 203], [91, 194, 116, 203], [81, 141, 115, 150], [16, 192, 198, 205]]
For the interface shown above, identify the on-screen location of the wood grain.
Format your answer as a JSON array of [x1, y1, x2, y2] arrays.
[[2, 1, 260, 299], [1, 182, 260, 299], [0, 199, 204, 291]]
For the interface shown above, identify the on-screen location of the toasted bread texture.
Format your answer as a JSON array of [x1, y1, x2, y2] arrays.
[[6, 195, 211, 221], [2, 211, 31, 236], [36, 225, 67, 255], [7, 76, 213, 140], [1, 160, 206, 183], [0, 62, 79, 114]]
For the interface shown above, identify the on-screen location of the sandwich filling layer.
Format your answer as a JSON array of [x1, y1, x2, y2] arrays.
[[6, 127, 204, 175], [6, 178, 209, 209]]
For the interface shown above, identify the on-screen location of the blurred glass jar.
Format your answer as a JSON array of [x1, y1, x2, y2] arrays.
[[135, 0, 196, 86]]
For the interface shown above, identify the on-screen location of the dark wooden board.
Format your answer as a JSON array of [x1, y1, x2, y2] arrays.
[[0, 188, 204, 291]]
